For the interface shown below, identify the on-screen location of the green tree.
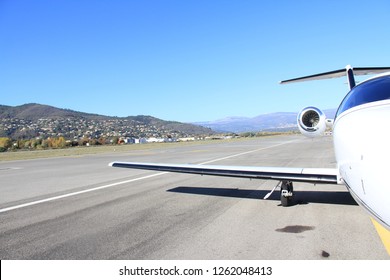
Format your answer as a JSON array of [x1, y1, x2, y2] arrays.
[[41, 139, 49, 149], [112, 137, 119, 145]]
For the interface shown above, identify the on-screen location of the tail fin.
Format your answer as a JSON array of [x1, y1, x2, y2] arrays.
[[280, 65, 390, 90]]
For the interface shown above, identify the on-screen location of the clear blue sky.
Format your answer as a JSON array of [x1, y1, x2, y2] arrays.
[[1, 0, 389, 122]]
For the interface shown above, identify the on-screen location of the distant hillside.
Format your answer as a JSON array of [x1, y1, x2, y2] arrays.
[[0, 103, 338, 139], [0, 103, 106, 120], [194, 109, 337, 133], [0, 103, 214, 140]]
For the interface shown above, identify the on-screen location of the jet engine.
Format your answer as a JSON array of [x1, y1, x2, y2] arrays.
[[297, 107, 327, 137]]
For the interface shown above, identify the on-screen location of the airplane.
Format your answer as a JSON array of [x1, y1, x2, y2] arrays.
[[110, 65, 390, 231]]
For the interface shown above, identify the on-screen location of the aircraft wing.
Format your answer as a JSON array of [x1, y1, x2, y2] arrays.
[[109, 162, 340, 184]]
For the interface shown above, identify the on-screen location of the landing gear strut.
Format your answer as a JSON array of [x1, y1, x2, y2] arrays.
[[280, 180, 293, 207]]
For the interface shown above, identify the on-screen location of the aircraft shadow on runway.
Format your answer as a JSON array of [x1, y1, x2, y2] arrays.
[[167, 186, 358, 206]]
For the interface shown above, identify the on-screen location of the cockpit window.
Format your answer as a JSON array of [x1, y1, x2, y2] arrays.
[[336, 76, 390, 118]]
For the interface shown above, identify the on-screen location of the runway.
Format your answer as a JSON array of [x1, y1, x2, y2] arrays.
[[0, 135, 388, 259]]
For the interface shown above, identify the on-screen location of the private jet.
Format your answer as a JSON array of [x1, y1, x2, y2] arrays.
[[110, 65, 390, 231]]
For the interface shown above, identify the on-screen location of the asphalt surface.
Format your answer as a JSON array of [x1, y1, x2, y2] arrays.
[[0, 135, 389, 259]]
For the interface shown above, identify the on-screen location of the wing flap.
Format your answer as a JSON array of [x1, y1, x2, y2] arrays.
[[109, 162, 339, 184]]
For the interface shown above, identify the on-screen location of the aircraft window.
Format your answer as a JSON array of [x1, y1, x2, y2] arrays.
[[336, 76, 390, 118]]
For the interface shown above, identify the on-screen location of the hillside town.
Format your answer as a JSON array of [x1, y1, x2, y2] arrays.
[[0, 115, 215, 151], [0, 103, 296, 152], [0, 116, 199, 140]]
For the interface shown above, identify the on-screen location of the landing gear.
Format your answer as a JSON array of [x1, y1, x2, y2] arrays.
[[280, 180, 294, 207], [263, 180, 294, 206]]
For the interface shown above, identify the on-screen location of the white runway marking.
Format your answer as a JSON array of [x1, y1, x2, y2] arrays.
[[0, 173, 167, 214], [200, 141, 294, 164], [0, 167, 22, 171], [0, 140, 295, 213]]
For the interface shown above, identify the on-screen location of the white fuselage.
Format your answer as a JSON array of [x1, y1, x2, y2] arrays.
[[333, 99, 390, 229]]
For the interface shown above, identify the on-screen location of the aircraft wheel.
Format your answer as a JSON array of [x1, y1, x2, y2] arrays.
[[281, 193, 293, 207], [280, 181, 293, 207]]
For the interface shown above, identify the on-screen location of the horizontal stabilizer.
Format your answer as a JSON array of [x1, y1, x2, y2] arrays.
[[280, 66, 390, 84]]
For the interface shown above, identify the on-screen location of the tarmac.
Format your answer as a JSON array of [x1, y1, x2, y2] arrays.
[[0, 135, 388, 259]]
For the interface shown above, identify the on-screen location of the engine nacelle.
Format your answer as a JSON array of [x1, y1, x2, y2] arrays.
[[297, 107, 327, 138]]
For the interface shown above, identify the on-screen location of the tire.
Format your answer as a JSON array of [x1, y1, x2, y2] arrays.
[[281, 193, 293, 207]]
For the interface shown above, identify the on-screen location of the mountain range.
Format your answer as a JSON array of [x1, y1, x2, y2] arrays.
[[0, 103, 337, 139], [193, 109, 337, 133]]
